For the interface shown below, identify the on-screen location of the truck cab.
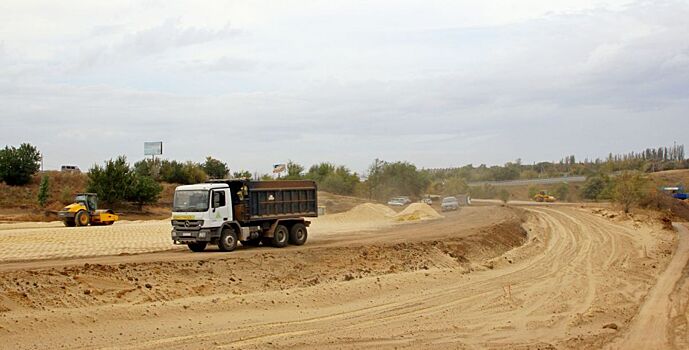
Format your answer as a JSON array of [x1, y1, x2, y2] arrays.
[[171, 179, 318, 253], [171, 183, 232, 248]]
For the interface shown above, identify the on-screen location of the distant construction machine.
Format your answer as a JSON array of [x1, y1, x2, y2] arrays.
[[58, 193, 119, 227], [533, 190, 556, 203]]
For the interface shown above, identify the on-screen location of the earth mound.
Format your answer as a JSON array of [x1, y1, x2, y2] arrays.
[[395, 203, 443, 221]]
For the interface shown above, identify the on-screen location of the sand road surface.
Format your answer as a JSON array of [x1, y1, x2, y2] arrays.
[[0, 205, 684, 349]]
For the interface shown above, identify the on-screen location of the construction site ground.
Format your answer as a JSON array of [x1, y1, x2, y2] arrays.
[[0, 202, 687, 349]]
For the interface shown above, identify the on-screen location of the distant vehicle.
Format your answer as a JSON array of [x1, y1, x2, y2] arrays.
[[58, 193, 118, 227], [61, 165, 81, 173], [534, 191, 556, 203], [387, 197, 408, 206], [456, 194, 472, 206], [662, 186, 689, 200], [421, 197, 433, 205], [441, 196, 460, 211]]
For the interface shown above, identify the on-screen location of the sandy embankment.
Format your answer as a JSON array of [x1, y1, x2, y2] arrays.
[[0, 203, 442, 262]]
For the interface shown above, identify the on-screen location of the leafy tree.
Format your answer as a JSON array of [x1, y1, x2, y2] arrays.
[[37, 175, 50, 208], [443, 176, 468, 195], [366, 158, 385, 199], [493, 163, 520, 181], [159, 160, 185, 183], [469, 184, 498, 199], [581, 174, 612, 201], [133, 158, 161, 179], [499, 189, 510, 203], [202, 156, 229, 179], [87, 156, 134, 209], [126, 175, 162, 211], [365, 160, 429, 200], [160, 160, 207, 184], [305, 162, 359, 195], [306, 163, 336, 182], [322, 166, 359, 195], [0, 143, 42, 186], [612, 171, 650, 213], [554, 183, 570, 201], [183, 161, 208, 183], [232, 170, 253, 179], [283, 161, 304, 180]]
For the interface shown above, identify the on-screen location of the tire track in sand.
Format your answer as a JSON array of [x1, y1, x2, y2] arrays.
[[121, 207, 665, 349], [608, 223, 689, 350]]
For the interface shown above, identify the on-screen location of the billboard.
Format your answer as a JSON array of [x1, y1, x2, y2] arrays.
[[144, 142, 163, 156], [273, 163, 286, 173]]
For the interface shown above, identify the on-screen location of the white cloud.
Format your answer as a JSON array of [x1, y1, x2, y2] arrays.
[[0, 0, 687, 173]]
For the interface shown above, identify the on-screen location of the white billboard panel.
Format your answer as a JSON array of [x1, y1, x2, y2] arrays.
[[144, 142, 163, 156]]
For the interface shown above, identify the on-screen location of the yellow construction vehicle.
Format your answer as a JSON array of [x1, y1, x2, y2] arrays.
[[533, 190, 556, 203], [58, 193, 118, 227]]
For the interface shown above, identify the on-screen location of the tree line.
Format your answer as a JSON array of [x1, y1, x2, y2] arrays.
[[427, 144, 687, 183], [2, 142, 687, 213]]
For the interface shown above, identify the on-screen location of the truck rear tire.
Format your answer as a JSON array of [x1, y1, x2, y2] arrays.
[[75, 210, 89, 227], [218, 227, 238, 252], [289, 223, 307, 246], [188, 242, 207, 252], [271, 224, 289, 248]]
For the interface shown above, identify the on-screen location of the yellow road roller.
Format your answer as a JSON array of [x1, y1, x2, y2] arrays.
[[58, 193, 119, 227], [533, 190, 557, 203]]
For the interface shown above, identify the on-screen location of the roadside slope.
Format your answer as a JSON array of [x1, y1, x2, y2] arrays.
[[0, 206, 677, 349]]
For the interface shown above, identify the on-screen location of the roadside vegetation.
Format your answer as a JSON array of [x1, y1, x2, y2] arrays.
[[1, 142, 688, 221], [0, 143, 42, 186], [428, 144, 687, 183]]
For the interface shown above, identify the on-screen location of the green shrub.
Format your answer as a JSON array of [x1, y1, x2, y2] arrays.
[[202, 156, 229, 179], [0, 143, 42, 186], [37, 175, 50, 208], [126, 175, 162, 211]]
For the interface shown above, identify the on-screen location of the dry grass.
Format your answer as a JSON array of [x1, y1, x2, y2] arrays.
[[0, 171, 87, 209], [649, 169, 689, 187]]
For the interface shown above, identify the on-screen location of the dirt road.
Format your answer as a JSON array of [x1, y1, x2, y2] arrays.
[[609, 223, 689, 349], [0, 205, 682, 349]]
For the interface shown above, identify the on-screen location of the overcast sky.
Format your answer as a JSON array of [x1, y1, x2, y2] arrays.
[[1, 0, 688, 174]]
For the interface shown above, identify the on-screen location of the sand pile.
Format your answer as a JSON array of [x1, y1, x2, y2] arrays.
[[395, 203, 443, 221], [327, 203, 397, 222]]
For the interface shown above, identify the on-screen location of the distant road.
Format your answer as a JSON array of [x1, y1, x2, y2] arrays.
[[468, 175, 586, 187]]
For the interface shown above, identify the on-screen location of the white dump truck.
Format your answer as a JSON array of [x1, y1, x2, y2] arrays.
[[171, 179, 318, 252]]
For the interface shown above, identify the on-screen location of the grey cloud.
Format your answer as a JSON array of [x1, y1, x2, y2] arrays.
[[76, 19, 241, 70], [189, 56, 258, 73], [2, 1, 689, 172]]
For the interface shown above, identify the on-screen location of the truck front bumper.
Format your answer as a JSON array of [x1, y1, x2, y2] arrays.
[[171, 228, 213, 244]]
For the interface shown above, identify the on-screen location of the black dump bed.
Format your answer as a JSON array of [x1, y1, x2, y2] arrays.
[[208, 179, 318, 222]]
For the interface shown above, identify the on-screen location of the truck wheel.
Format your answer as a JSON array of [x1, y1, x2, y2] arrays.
[[218, 227, 238, 252], [289, 223, 307, 246], [241, 238, 261, 247], [272, 225, 289, 248], [188, 242, 207, 252], [63, 219, 76, 227], [75, 211, 89, 227]]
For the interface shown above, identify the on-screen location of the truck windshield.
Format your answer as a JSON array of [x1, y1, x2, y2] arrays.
[[173, 190, 209, 212]]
